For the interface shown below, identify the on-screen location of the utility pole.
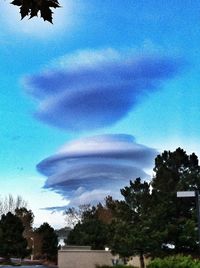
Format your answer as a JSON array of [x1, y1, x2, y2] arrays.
[[195, 191, 200, 250]]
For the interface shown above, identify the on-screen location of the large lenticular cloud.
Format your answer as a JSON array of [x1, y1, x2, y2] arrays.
[[24, 49, 183, 131], [37, 134, 158, 207]]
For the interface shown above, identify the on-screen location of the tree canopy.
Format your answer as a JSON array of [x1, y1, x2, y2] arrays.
[[0, 212, 30, 261], [36, 222, 58, 261], [15, 207, 35, 250]]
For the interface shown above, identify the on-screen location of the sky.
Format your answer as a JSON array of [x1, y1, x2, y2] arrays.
[[1, 0, 200, 228]]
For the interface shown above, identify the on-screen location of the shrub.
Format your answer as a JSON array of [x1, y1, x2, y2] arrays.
[[147, 255, 200, 268]]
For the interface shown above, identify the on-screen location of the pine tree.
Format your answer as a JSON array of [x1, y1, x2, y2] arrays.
[[36, 222, 58, 261], [151, 148, 200, 254], [109, 148, 200, 267], [0, 212, 30, 262]]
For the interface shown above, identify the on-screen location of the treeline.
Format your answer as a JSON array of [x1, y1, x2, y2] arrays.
[[66, 148, 200, 268], [0, 204, 58, 263], [1, 147, 199, 268]]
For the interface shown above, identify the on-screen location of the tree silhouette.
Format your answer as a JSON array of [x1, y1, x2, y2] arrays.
[[36, 222, 58, 261], [0, 212, 30, 262], [0, 194, 27, 218]]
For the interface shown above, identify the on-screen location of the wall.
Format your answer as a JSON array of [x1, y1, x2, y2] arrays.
[[58, 249, 113, 268]]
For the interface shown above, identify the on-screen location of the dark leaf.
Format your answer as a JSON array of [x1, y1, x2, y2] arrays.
[[29, 6, 39, 18], [48, 0, 60, 8], [11, 0, 60, 23], [20, 4, 30, 19], [11, 0, 22, 7], [40, 5, 53, 23]]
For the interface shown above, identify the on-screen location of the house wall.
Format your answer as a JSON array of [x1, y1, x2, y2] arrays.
[[58, 249, 149, 268], [58, 250, 113, 268]]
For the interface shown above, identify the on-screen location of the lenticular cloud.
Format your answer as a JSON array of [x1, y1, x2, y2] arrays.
[[24, 49, 183, 131], [37, 134, 158, 206]]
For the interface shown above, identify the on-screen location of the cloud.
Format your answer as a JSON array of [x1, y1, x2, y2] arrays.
[[37, 134, 158, 207], [23, 49, 183, 131]]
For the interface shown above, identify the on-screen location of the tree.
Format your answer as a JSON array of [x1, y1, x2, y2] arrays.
[[108, 178, 155, 268], [11, 0, 60, 23], [67, 219, 109, 250], [66, 204, 110, 249], [36, 222, 58, 262], [0, 194, 27, 218], [15, 208, 35, 251], [109, 148, 200, 268], [65, 204, 91, 228], [150, 148, 200, 254], [0, 212, 30, 262]]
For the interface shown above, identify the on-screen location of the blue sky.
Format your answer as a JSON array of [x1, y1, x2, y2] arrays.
[[1, 0, 200, 228]]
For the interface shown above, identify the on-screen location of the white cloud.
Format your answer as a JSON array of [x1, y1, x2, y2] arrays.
[[52, 48, 122, 70], [69, 189, 112, 206]]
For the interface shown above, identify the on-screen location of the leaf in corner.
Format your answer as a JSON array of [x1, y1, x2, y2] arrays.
[[20, 2, 30, 19], [48, 0, 60, 8], [40, 5, 53, 23], [29, 6, 40, 19], [11, 0, 22, 7], [11, 0, 61, 23]]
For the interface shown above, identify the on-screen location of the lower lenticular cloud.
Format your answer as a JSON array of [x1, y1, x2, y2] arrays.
[[24, 49, 183, 131], [37, 134, 158, 207]]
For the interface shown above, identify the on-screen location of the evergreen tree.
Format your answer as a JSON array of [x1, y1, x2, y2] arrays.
[[67, 218, 108, 249], [15, 208, 34, 251], [108, 178, 155, 268], [109, 148, 200, 267], [36, 222, 58, 261], [150, 148, 200, 254], [67, 205, 109, 249], [0, 212, 30, 261]]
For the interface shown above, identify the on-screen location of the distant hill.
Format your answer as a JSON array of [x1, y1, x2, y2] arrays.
[[56, 227, 71, 238]]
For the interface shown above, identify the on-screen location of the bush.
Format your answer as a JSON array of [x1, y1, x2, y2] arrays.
[[147, 255, 200, 268]]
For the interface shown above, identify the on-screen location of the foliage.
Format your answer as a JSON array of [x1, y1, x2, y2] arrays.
[[0, 212, 30, 260], [0, 194, 27, 218], [11, 0, 60, 23], [67, 219, 109, 249], [36, 222, 58, 261], [147, 255, 200, 268], [107, 178, 154, 268], [150, 148, 200, 254], [15, 207, 34, 230], [65, 204, 91, 228], [107, 148, 200, 268], [15, 207, 35, 250], [65, 204, 111, 249]]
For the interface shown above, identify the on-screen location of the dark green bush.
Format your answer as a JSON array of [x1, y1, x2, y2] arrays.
[[147, 255, 200, 268]]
